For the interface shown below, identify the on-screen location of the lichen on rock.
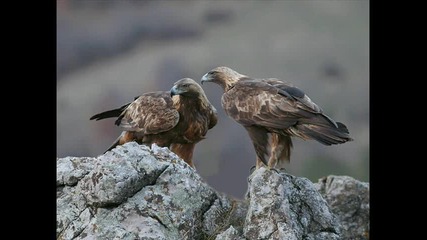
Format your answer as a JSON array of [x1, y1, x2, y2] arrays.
[[57, 142, 369, 240]]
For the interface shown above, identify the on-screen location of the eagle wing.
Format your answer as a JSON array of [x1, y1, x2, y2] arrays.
[[117, 91, 179, 134], [260, 78, 325, 113], [222, 79, 336, 130]]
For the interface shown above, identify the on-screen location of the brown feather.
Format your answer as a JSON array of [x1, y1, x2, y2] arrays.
[[90, 78, 217, 168], [170, 143, 196, 168], [201, 66, 352, 170]]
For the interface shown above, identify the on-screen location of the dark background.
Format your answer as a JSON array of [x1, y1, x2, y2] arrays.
[[57, 0, 369, 199]]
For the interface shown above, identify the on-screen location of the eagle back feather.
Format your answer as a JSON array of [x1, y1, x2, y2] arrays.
[[222, 78, 338, 130], [119, 91, 179, 134]]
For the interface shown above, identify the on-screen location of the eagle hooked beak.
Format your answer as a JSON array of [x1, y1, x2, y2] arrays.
[[170, 85, 180, 97], [200, 73, 211, 85]]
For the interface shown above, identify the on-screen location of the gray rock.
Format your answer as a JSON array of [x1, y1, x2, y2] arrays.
[[202, 193, 248, 239], [77, 144, 170, 207], [244, 168, 340, 240], [315, 175, 370, 240], [57, 157, 96, 186], [215, 226, 245, 240], [57, 186, 91, 239], [57, 142, 369, 240]]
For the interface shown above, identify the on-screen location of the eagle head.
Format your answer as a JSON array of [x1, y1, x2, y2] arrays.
[[170, 78, 204, 98], [201, 66, 246, 92]]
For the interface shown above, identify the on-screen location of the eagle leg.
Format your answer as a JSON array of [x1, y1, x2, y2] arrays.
[[244, 125, 270, 167], [268, 134, 292, 169], [170, 143, 196, 169]]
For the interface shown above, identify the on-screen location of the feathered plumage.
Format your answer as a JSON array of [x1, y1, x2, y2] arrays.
[[90, 78, 217, 168], [201, 66, 352, 169]]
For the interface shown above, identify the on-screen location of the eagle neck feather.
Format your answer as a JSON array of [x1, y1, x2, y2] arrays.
[[173, 94, 210, 112], [224, 75, 248, 92]]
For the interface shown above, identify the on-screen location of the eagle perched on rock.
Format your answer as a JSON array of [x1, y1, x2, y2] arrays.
[[201, 66, 352, 170], [90, 78, 218, 168]]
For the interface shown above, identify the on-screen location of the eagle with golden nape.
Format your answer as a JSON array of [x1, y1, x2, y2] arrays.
[[90, 78, 218, 169], [201, 66, 352, 171]]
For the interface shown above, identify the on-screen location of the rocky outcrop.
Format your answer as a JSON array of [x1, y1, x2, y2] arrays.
[[57, 142, 369, 240], [244, 169, 340, 240], [315, 175, 370, 239]]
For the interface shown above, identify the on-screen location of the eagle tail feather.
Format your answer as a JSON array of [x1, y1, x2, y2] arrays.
[[89, 103, 130, 121], [90, 109, 122, 121], [336, 122, 350, 134], [297, 121, 353, 145]]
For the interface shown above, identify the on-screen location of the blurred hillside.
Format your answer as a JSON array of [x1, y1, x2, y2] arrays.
[[57, 0, 369, 199]]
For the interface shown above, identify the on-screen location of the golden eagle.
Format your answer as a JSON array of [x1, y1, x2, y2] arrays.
[[90, 78, 218, 168], [201, 66, 352, 170]]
